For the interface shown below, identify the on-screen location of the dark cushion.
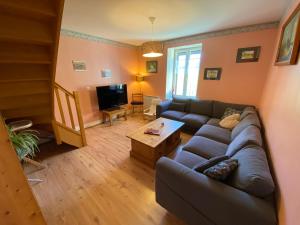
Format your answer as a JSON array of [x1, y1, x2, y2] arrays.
[[181, 113, 209, 129], [241, 106, 256, 120], [226, 125, 262, 157], [161, 110, 187, 121], [194, 155, 230, 172], [221, 107, 242, 119], [190, 99, 213, 116], [228, 146, 275, 198], [195, 124, 231, 144], [174, 151, 207, 169], [203, 159, 239, 181], [169, 102, 186, 112], [213, 101, 250, 119], [183, 136, 228, 159], [206, 118, 221, 127], [231, 113, 261, 140], [173, 96, 191, 112]]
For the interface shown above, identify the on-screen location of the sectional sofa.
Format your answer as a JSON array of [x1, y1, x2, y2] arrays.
[[155, 97, 277, 225]]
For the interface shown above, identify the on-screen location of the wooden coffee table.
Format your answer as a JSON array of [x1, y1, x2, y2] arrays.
[[127, 118, 184, 168]]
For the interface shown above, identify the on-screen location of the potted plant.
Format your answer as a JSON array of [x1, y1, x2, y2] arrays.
[[6, 126, 39, 160]]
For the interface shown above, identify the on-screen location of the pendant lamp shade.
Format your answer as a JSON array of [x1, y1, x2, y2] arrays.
[[142, 41, 163, 57]]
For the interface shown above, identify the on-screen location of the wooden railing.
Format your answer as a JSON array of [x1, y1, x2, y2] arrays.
[[52, 82, 87, 147]]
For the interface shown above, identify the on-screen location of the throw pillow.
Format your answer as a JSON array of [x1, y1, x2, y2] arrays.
[[194, 155, 229, 172], [203, 159, 239, 181], [219, 113, 241, 129], [222, 107, 242, 119], [168, 102, 186, 112]]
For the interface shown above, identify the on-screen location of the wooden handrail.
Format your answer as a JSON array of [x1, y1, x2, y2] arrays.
[[53, 82, 87, 147]]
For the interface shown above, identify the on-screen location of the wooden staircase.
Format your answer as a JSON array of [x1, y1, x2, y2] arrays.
[[0, 0, 87, 147], [0, 0, 62, 124]]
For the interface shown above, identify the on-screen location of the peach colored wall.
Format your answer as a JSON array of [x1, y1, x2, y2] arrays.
[[55, 35, 140, 125], [139, 28, 278, 107], [260, 1, 300, 225]]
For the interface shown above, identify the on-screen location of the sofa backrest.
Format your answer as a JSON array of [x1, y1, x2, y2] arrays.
[[231, 113, 261, 140], [190, 99, 213, 116], [212, 101, 251, 118], [228, 146, 275, 198], [173, 96, 192, 112], [226, 125, 262, 157]]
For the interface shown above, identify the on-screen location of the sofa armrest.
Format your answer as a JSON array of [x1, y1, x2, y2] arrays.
[[156, 157, 277, 225], [156, 100, 171, 118]]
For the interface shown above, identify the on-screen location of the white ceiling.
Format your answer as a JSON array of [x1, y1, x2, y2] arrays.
[[62, 0, 291, 46]]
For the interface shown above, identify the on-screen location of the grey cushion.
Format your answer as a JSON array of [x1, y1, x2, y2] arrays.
[[169, 102, 186, 112], [190, 99, 213, 116], [213, 101, 249, 119], [231, 113, 261, 140], [206, 118, 221, 127], [194, 155, 229, 172], [241, 106, 256, 120], [183, 136, 228, 159], [181, 113, 209, 129], [204, 159, 239, 181], [195, 124, 231, 144], [174, 151, 207, 169], [228, 146, 275, 198], [161, 110, 187, 121], [173, 96, 191, 112], [221, 107, 242, 119], [226, 126, 263, 157]]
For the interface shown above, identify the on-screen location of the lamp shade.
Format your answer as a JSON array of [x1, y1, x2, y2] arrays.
[[142, 41, 163, 57]]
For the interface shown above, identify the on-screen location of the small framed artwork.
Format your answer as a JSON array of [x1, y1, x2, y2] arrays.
[[204, 68, 222, 80], [146, 61, 158, 73], [236, 46, 261, 63], [276, 4, 300, 65], [72, 61, 87, 71]]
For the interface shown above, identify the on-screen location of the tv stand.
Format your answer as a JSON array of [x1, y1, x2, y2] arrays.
[[102, 107, 127, 126]]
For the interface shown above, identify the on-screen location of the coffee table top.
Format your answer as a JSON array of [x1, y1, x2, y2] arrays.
[[127, 118, 184, 148]]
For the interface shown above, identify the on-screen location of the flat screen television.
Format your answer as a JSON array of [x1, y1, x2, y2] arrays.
[[96, 84, 128, 110]]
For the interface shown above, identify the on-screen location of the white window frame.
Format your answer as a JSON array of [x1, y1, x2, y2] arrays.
[[166, 44, 202, 99]]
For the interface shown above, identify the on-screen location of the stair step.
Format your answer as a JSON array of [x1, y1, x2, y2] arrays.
[[0, 11, 54, 45], [1, 104, 51, 119], [0, 64, 50, 82], [0, 94, 50, 110], [0, 0, 56, 20], [0, 42, 52, 64], [0, 81, 50, 98]]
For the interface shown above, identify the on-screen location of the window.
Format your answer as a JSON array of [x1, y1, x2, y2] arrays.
[[166, 44, 202, 99]]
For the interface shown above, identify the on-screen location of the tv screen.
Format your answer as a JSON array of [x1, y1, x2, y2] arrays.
[[96, 84, 128, 110]]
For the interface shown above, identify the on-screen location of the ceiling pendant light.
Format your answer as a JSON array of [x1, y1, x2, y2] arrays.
[[142, 17, 163, 58]]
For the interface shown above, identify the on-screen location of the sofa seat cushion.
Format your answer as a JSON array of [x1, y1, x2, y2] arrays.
[[183, 136, 228, 159], [226, 125, 262, 157], [206, 118, 221, 127], [181, 113, 209, 129], [174, 151, 207, 169], [195, 124, 231, 144], [161, 110, 187, 121], [228, 146, 275, 198]]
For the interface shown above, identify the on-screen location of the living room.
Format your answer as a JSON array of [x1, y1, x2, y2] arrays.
[[0, 0, 299, 225]]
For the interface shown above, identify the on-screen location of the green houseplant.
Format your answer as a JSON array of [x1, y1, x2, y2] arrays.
[[6, 126, 39, 160]]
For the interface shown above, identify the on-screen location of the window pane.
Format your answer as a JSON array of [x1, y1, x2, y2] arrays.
[[175, 54, 186, 96], [186, 52, 200, 97]]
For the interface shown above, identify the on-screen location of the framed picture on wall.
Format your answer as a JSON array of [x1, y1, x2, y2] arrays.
[[72, 60, 87, 71], [276, 4, 300, 65], [146, 61, 158, 73], [236, 46, 261, 63], [204, 68, 222, 80]]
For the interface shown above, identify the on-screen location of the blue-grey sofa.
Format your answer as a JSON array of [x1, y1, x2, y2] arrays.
[[155, 97, 277, 225]]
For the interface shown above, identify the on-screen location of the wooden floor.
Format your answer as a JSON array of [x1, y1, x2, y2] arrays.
[[26, 115, 191, 225]]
